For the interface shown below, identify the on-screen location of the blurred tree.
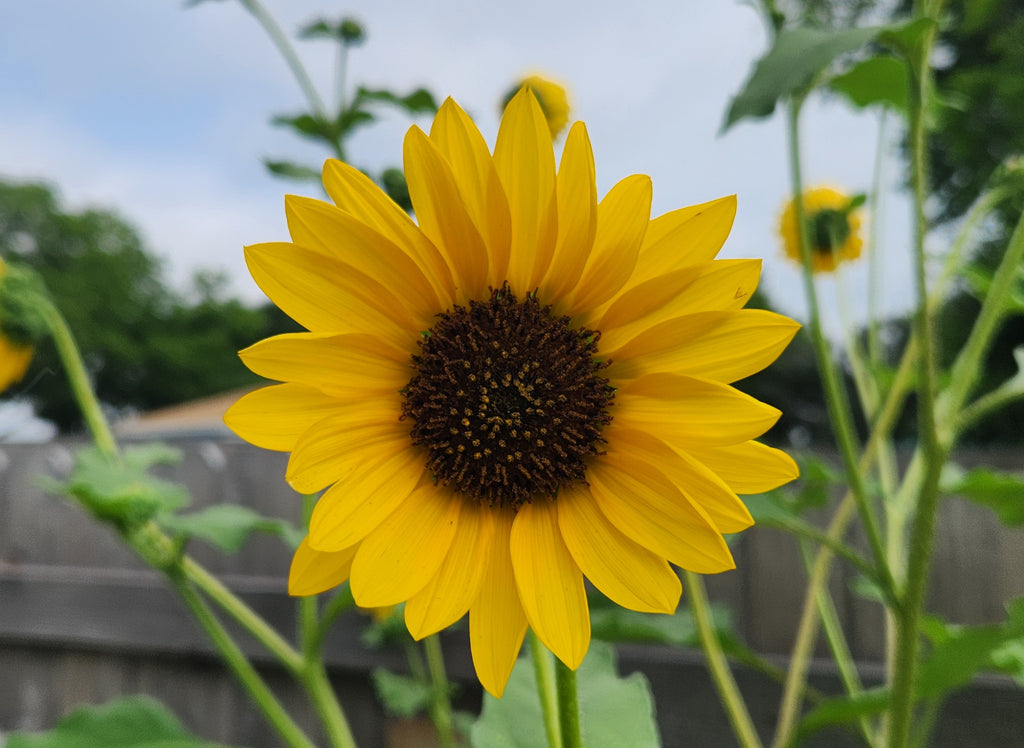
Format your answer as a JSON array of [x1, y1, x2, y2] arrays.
[[0, 180, 296, 430]]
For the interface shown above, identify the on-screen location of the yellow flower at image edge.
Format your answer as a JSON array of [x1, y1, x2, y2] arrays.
[[780, 186, 863, 273], [225, 90, 801, 697], [0, 259, 34, 393]]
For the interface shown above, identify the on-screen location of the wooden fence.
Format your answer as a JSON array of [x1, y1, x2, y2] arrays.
[[1, 438, 1022, 746]]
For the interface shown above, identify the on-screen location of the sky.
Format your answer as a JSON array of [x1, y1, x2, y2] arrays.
[[1, 0, 915, 336]]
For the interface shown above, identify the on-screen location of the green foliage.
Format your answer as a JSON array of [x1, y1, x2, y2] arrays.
[[0, 179, 297, 430], [794, 687, 891, 743], [159, 503, 303, 552], [722, 25, 883, 130], [828, 56, 909, 112], [48, 444, 188, 525], [942, 465, 1024, 525], [371, 669, 434, 718], [4, 695, 229, 748], [298, 16, 366, 45], [470, 642, 659, 748]]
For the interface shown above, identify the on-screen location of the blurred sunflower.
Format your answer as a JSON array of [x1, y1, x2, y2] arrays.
[[779, 186, 863, 273], [226, 89, 800, 697], [504, 74, 570, 138], [0, 258, 34, 393]]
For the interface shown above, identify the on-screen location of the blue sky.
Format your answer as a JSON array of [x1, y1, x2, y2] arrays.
[[1, 0, 914, 334]]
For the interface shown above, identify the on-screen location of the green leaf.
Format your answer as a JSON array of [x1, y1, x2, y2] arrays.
[[158, 503, 303, 553], [381, 167, 412, 212], [917, 598, 1024, 698], [270, 113, 337, 142], [795, 687, 891, 743], [876, 16, 939, 57], [470, 642, 659, 748], [5, 695, 228, 747], [371, 669, 433, 718], [51, 444, 188, 525], [829, 56, 909, 112], [723, 25, 883, 131], [263, 159, 322, 182], [355, 86, 439, 116], [336, 108, 375, 135], [942, 465, 1024, 526]]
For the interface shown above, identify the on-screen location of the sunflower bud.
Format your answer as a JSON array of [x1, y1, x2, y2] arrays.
[[0, 258, 48, 392], [503, 74, 571, 139]]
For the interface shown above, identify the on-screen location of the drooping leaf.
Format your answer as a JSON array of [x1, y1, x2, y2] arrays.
[[942, 465, 1024, 526], [263, 159, 322, 182], [795, 687, 891, 743], [5, 695, 228, 748], [49, 444, 188, 525], [470, 642, 659, 748], [876, 16, 940, 57], [723, 25, 883, 130], [158, 503, 303, 553], [371, 669, 433, 718], [829, 56, 909, 112], [270, 113, 337, 142]]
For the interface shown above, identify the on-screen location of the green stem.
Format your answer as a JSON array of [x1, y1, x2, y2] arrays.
[[38, 299, 118, 460], [686, 571, 762, 748], [867, 109, 888, 367], [238, 0, 330, 120], [423, 635, 456, 748], [181, 556, 304, 674], [170, 572, 317, 748], [301, 661, 358, 748], [785, 98, 894, 599], [554, 656, 583, 748], [886, 11, 945, 744], [530, 631, 563, 748], [755, 516, 878, 584], [308, 585, 356, 656]]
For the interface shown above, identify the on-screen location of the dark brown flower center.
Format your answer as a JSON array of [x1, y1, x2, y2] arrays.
[[401, 285, 614, 508]]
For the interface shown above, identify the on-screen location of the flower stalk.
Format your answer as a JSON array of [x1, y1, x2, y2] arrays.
[[555, 655, 583, 748]]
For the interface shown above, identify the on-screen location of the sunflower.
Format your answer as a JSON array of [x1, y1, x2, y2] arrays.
[[779, 186, 863, 274], [226, 89, 800, 697], [504, 74, 570, 139], [0, 258, 34, 394]]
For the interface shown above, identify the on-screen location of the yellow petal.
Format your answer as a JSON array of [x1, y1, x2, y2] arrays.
[[557, 484, 681, 613], [470, 509, 528, 698], [567, 174, 652, 314], [322, 159, 455, 304], [510, 500, 589, 669], [238, 332, 411, 397], [224, 383, 342, 452], [429, 98, 512, 285], [607, 428, 754, 534], [405, 125, 490, 302], [494, 88, 558, 294], [350, 487, 461, 608], [405, 501, 495, 639], [629, 195, 736, 287], [597, 259, 762, 351], [614, 373, 781, 447], [0, 338, 33, 393], [288, 537, 358, 596], [588, 457, 735, 573], [687, 441, 800, 494], [244, 242, 417, 349], [285, 404, 408, 493], [539, 121, 597, 304], [285, 196, 441, 323], [305, 446, 425, 551], [606, 309, 801, 384]]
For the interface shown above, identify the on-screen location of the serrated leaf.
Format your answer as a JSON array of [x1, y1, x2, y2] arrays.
[[943, 466, 1024, 526], [53, 445, 188, 525], [723, 25, 883, 131], [158, 503, 303, 553], [263, 159, 322, 182], [5, 695, 229, 748], [795, 687, 891, 743], [470, 642, 659, 748], [371, 669, 432, 718], [829, 56, 909, 112]]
